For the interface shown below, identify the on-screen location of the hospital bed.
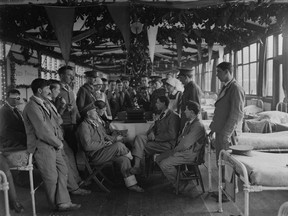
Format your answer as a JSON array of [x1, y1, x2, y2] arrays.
[[218, 150, 288, 216]]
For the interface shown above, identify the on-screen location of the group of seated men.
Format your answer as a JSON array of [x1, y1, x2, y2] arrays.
[[0, 65, 206, 214]]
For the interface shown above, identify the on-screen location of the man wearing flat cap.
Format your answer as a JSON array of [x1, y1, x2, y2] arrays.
[[76, 101, 144, 193], [178, 68, 202, 130]]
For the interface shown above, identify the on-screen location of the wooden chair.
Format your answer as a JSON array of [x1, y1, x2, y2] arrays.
[[6, 151, 39, 216], [76, 149, 115, 193], [175, 136, 207, 195], [276, 102, 288, 113], [0, 170, 10, 216]]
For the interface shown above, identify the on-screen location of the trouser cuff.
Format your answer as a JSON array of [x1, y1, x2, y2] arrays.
[[124, 175, 137, 187]]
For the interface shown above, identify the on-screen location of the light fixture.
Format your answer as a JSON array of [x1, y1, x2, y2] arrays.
[[131, 21, 143, 34]]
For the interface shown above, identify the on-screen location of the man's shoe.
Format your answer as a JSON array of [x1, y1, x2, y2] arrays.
[[70, 188, 91, 196], [10, 201, 24, 213], [130, 167, 141, 175], [57, 203, 81, 212], [128, 185, 144, 193]]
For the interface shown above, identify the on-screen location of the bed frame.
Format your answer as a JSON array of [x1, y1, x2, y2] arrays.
[[217, 150, 288, 216], [0, 170, 10, 216]]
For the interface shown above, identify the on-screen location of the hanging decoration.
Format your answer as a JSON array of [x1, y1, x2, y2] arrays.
[[5, 42, 12, 58], [131, 22, 143, 35], [107, 5, 130, 52], [176, 33, 183, 67], [147, 25, 158, 64], [45, 6, 75, 64]]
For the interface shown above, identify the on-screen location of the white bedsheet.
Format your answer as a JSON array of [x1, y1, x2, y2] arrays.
[[231, 151, 288, 186], [238, 131, 288, 150]]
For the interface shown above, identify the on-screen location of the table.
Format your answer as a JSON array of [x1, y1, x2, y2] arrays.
[[110, 121, 154, 143]]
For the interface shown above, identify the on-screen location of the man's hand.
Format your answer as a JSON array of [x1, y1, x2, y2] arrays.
[[58, 142, 64, 150], [147, 132, 155, 141], [116, 135, 124, 142]]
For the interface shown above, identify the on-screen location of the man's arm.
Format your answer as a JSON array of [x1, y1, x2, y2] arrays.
[[155, 114, 180, 142], [222, 85, 245, 137], [77, 123, 106, 152], [25, 104, 62, 148], [174, 121, 205, 152]]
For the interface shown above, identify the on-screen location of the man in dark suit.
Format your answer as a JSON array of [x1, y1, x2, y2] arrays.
[[178, 68, 202, 130], [156, 101, 206, 192], [0, 89, 26, 150], [0, 89, 26, 212], [23, 78, 80, 211], [209, 62, 245, 202], [209, 62, 245, 163], [131, 96, 180, 174]]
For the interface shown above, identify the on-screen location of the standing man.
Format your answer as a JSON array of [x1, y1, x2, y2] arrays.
[[150, 77, 166, 114], [55, 66, 80, 153], [178, 68, 202, 130], [209, 62, 245, 201], [209, 62, 245, 162], [101, 77, 109, 94], [23, 78, 80, 211], [116, 79, 132, 112], [76, 70, 99, 116], [131, 96, 180, 174]]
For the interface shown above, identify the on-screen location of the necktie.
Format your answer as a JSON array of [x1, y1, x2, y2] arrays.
[[159, 112, 165, 120], [13, 108, 23, 120]]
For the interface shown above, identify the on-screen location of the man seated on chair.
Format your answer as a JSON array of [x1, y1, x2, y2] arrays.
[[76, 101, 144, 193], [0, 89, 26, 212], [130, 96, 180, 175], [156, 101, 206, 192]]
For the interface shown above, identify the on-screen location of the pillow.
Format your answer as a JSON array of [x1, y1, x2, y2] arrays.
[[3, 150, 29, 167], [243, 105, 263, 115], [257, 111, 288, 124]]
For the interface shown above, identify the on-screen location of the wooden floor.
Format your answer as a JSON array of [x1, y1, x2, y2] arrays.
[[0, 150, 287, 216]]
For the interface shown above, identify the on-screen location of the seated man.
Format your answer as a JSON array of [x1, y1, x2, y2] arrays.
[[156, 101, 206, 192], [0, 89, 27, 212], [76, 102, 144, 193], [131, 96, 180, 174]]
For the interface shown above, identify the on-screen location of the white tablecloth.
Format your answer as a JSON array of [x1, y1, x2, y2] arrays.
[[110, 121, 154, 143]]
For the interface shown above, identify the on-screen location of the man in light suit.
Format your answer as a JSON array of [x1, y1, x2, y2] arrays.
[[23, 78, 80, 211], [209, 62, 245, 163], [156, 101, 206, 192], [178, 68, 202, 130], [130, 96, 180, 174], [209, 62, 245, 202]]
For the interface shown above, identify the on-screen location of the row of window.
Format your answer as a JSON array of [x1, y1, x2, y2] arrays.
[[195, 33, 285, 101]]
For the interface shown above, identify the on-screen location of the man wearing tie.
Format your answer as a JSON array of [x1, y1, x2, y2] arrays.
[[209, 62, 245, 202], [23, 78, 80, 211], [209, 62, 245, 163], [130, 96, 180, 175], [156, 101, 206, 193]]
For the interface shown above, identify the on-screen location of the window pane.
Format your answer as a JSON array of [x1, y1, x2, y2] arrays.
[[250, 43, 257, 62], [250, 63, 257, 95], [279, 64, 284, 101], [267, 35, 274, 58], [237, 65, 243, 86], [243, 46, 249, 64], [278, 34, 283, 56], [266, 60, 273, 96], [243, 65, 249, 93], [237, 50, 242, 64], [224, 53, 230, 62]]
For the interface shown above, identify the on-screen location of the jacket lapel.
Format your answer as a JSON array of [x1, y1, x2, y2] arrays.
[[215, 79, 236, 104]]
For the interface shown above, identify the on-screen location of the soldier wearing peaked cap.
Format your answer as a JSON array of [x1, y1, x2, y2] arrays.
[[177, 68, 202, 130]]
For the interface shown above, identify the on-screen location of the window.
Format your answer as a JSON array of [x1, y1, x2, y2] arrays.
[[279, 64, 284, 102], [265, 35, 274, 96], [236, 43, 258, 95], [278, 34, 283, 56]]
